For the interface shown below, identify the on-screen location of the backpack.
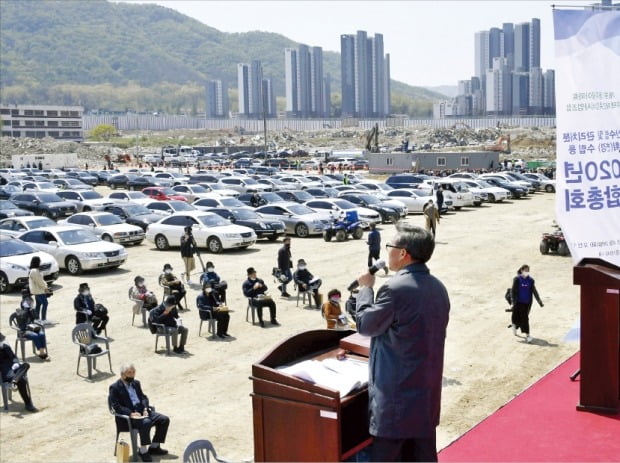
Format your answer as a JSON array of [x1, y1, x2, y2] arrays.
[[504, 287, 513, 306]]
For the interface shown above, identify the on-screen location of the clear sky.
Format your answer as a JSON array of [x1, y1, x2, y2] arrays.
[[131, 0, 581, 88]]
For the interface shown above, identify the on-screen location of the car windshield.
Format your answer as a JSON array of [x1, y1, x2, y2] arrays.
[[170, 202, 195, 211], [37, 193, 63, 202], [57, 229, 99, 245], [37, 182, 56, 189], [287, 204, 315, 215], [190, 185, 207, 193], [0, 238, 37, 257], [476, 180, 494, 188], [197, 214, 230, 227], [160, 188, 177, 195], [128, 192, 147, 199], [2, 185, 20, 194], [219, 198, 245, 207], [261, 192, 284, 202], [332, 199, 356, 210], [296, 177, 313, 184], [207, 184, 227, 190], [232, 208, 259, 220], [357, 195, 380, 204], [26, 218, 56, 229], [66, 179, 84, 185], [0, 200, 18, 209], [125, 205, 152, 215], [81, 191, 102, 199], [96, 214, 123, 226], [294, 191, 314, 201], [169, 172, 185, 178], [244, 178, 259, 185]]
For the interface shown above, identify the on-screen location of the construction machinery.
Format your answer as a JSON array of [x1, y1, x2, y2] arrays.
[[484, 135, 511, 154], [364, 123, 380, 153]]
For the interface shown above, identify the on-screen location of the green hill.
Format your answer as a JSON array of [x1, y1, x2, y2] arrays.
[[0, 0, 446, 116]]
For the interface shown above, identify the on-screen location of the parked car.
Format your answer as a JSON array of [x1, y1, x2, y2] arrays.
[[65, 171, 98, 186], [142, 186, 188, 202], [10, 192, 78, 219], [52, 178, 93, 190], [207, 207, 286, 241], [0, 185, 21, 200], [274, 190, 316, 204], [196, 183, 240, 197], [217, 176, 272, 194], [479, 173, 533, 194], [0, 200, 34, 219], [276, 176, 323, 190], [145, 211, 257, 253], [238, 192, 288, 208], [58, 212, 145, 245], [144, 200, 196, 215], [0, 234, 59, 293], [385, 189, 437, 214], [421, 179, 479, 209], [0, 216, 57, 237], [107, 191, 152, 205], [8, 180, 59, 193], [338, 193, 407, 222], [385, 174, 426, 189], [56, 190, 115, 212], [107, 174, 158, 190], [523, 173, 556, 193], [303, 187, 339, 198], [255, 178, 290, 191], [502, 171, 541, 192], [479, 176, 527, 199], [153, 172, 190, 185], [103, 203, 171, 231], [461, 180, 511, 203], [18, 226, 128, 275], [304, 198, 381, 227], [192, 197, 248, 211], [171, 184, 221, 202], [255, 202, 328, 238]]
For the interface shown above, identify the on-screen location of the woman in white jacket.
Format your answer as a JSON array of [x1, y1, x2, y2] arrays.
[[28, 256, 50, 324]]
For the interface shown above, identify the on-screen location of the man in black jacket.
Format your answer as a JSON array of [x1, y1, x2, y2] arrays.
[[0, 332, 37, 412], [73, 282, 109, 334], [242, 267, 278, 328], [179, 227, 197, 285], [276, 237, 293, 297], [150, 296, 189, 354], [108, 363, 169, 462]]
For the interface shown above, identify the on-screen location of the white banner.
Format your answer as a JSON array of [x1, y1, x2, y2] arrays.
[[553, 8, 620, 267]]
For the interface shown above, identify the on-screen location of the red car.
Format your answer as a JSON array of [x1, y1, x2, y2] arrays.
[[141, 187, 187, 202]]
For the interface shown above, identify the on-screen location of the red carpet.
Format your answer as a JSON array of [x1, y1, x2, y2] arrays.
[[439, 352, 620, 462]]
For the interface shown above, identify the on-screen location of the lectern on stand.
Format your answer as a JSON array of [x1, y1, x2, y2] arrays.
[[251, 330, 372, 462], [573, 258, 620, 414]]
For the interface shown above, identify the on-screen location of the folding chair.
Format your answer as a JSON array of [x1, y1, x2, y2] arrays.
[[8, 313, 42, 361], [183, 439, 227, 463], [128, 287, 147, 327], [152, 323, 175, 355], [197, 308, 216, 337], [245, 298, 257, 325], [71, 323, 113, 379]]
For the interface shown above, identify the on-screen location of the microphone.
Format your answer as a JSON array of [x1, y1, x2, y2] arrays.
[[348, 259, 386, 291]]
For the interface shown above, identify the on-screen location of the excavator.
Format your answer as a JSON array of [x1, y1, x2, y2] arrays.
[[364, 123, 380, 153], [484, 135, 511, 154]]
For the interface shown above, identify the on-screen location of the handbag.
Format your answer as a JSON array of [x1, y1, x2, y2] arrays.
[[116, 440, 130, 463], [216, 304, 229, 312], [26, 323, 41, 333]]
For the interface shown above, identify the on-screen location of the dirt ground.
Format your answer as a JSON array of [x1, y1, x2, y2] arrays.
[[0, 183, 579, 462]]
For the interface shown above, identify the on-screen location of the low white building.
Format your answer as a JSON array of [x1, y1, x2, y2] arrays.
[[1, 104, 84, 141]]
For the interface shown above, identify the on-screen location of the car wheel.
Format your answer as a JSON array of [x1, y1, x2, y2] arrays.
[[558, 241, 569, 256], [540, 240, 550, 254], [102, 234, 113, 242], [267, 235, 279, 242], [207, 236, 223, 253], [111, 183, 117, 190], [155, 234, 169, 250], [488, 194, 496, 203], [41, 211, 51, 218], [545, 184, 555, 193], [66, 256, 83, 275], [129, 185, 135, 191], [454, 206, 462, 211], [335, 230, 346, 241], [0, 272, 10, 294], [295, 223, 309, 238], [83, 206, 91, 212], [352, 227, 364, 239]]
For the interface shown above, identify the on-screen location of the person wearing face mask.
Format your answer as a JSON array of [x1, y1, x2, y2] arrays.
[[179, 226, 198, 285], [196, 282, 231, 338], [14, 288, 49, 360], [354, 223, 450, 462], [510, 264, 544, 343], [0, 332, 38, 412], [28, 255, 52, 325], [293, 259, 322, 309], [242, 267, 278, 328], [322, 289, 349, 330], [150, 295, 189, 354], [158, 263, 186, 311], [276, 237, 293, 297], [74, 283, 110, 335], [130, 276, 159, 310], [199, 261, 227, 303], [108, 363, 170, 462]]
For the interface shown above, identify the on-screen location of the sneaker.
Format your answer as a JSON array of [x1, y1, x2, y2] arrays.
[[148, 446, 168, 455], [526, 335, 533, 343], [271, 319, 280, 326], [173, 347, 187, 354], [138, 451, 153, 462], [259, 320, 265, 328], [281, 292, 291, 297], [25, 403, 38, 413]]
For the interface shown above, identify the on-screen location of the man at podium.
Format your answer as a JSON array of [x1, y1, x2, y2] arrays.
[[355, 223, 450, 462]]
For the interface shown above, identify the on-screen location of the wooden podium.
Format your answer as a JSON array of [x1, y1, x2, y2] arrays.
[[573, 258, 620, 414], [251, 330, 372, 462]]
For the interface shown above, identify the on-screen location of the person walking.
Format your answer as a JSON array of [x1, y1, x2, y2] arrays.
[[366, 223, 388, 274], [276, 237, 293, 297], [436, 185, 444, 217], [423, 200, 440, 238], [354, 223, 450, 462], [28, 256, 51, 324], [510, 264, 544, 343], [180, 226, 198, 285]]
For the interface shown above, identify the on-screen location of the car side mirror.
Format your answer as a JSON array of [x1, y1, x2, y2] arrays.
[[48, 240, 58, 247], [229, 217, 236, 223], [88, 223, 95, 227], [33, 199, 40, 204]]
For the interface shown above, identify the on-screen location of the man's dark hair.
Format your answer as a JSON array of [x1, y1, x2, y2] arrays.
[[393, 223, 435, 263], [164, 295, 177, 306], [30, 256, 41, 269]]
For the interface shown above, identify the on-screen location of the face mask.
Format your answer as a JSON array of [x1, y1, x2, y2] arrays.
[[207, 267, 214, 273], [521, 272, 529, 278], [124, 376, 135, 384], [137, 282, 145, 287], [330, 297, 341, 304], [205, 288, 213, 293], [165, 269, 172, 274], [249, 277, 256, 281], [81, 291, 90, 296], [298, 265, 306, 271]]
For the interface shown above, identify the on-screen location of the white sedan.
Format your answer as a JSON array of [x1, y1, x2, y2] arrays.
[[18, 226, 128, 275], [385, 189, 435, 213], [0, 216, 58, 237], [462, 180, 511, 203], [107, 191, 152, 205], [58, 212, 145, 245], [145, 211, 257, 254], [0, 234, 59, 293]]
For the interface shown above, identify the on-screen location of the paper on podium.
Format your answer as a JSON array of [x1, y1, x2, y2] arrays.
[[277, 357, 369, 398]]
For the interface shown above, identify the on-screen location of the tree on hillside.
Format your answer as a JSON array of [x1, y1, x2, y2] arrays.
[[89, 124, 117, 141]]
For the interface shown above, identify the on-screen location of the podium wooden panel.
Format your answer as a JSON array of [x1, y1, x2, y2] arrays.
[[251, 330, 372, 462], [573, 258, 620, 414]]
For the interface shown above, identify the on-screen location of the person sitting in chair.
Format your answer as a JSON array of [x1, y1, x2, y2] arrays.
[[158, 264, 186, 311], [321, 289, 349, 330], [130, 276, 159, 311], [108, 363, 169, 462], [293, 259, 322, 309], [150, 295, 189, 355], [196, 282, 231, 338], [199, 261, 227, 303], [0, 332, 38, 412], [242, 267, 278, 328], [15, 288, 48, 360], [73, 283, 109, 335]]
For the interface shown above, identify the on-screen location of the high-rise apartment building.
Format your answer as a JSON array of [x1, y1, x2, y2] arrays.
[[262, 78, 277, 118], [529, 67, 544, 114], [511, 72, 529, 115], [529, 18, 541, 70], [340, 30, 391, 118], [543, 69, 556, 115], [474, 30, 490, 82], [486, 57, 511, 115], [206, 80, 229, 118], [237, 60, 264, 118], [284, 44, 328, 117]]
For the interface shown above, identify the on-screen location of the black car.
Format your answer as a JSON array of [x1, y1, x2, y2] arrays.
[[188, 174, 222, 184], [274, 190, 316, 203], [0, 200, 34, 219], [482, 177, 526, 199], [107, 174, 159, 190], [207, 207, 285, 241], [92, 170, 113, 185], [254, 166, 279, 176], [238, 192, 288, 207], [102, 203, 166, 231], [304, 188, 338, 198], [339, 193, 403, 223], [10, 192, 78, 218], [66, 171, 99, 186], [263, 158, 290, 168], [385, 174, 426, 189]]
